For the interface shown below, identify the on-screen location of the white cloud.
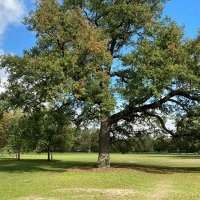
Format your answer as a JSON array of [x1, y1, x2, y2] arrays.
[[0, 0, 25, 36], [0, 1, 25, 93], [0, 50, 7, 93]]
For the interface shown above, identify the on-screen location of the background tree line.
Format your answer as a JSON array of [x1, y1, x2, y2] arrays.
[[1, 109, 200, 159]]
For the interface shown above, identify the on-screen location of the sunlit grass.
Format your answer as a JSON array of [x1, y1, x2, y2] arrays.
[[0, 153, 200, 200]]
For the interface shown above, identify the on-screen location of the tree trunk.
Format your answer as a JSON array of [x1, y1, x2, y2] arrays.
[[50, 151, 53, 161], [47, 146, 51, 161], [16, 150, 20, 161], [98, 118, 111, 168]]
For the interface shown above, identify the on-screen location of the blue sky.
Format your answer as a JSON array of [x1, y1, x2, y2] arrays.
[[0, 0, 200, 56], [164, 0, 200, 38]]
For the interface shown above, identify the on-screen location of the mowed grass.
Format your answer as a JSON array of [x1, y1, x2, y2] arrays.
[[0, 153, 200, 200]]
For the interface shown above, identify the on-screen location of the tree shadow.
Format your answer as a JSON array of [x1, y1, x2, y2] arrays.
[[0, 158, 200, 174], [173, 155, 200, 159], [111, 162, 200, 174], [137, 154, 200, 159], [0, 159, 96, 173]]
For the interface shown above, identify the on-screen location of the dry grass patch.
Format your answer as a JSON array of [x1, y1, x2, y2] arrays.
[[65, 167, 135, 173], [56, 188, 136, 198], [149, 180, 173, 200]]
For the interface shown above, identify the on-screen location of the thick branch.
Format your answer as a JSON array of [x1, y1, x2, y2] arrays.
[[110, 70, 129, 78], [110, 70, 129, 83], [144, 111, 175, 136], [110, 89, 200, 124], [168, 98, 189, 112]]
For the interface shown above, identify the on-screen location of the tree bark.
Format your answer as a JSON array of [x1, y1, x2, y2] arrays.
[[50, 151, 53, 161], [16, 150, 20, 161], [47, 146, 51, 161], [98, 118, 111, 168]]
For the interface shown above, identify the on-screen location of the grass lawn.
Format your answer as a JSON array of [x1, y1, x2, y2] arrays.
[[0, 153, 200, 200]]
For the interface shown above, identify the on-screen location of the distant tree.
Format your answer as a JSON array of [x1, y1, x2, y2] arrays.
[[0, 112, 15, 150], [153, 136, 170, 152], [133, 135, 154, 152], [111, 134, 154, 153], [26, 110, 71, 161], [52, 126, 75, 152], [175, 106, 200, 153], [7, 111, 25, 160], [73, 128, 99, 152]]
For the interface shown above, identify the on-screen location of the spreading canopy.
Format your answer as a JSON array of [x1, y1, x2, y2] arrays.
[[0, 0, 200, 163]]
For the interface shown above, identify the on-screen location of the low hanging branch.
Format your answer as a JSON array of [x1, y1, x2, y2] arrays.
[[110, 89, 200, 124]]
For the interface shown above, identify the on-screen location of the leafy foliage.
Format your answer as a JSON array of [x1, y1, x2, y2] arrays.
[[0, 0, 200, 166]]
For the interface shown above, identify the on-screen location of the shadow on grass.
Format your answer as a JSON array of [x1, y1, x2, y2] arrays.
[[0, 159, 96, 173], [135, 154, 200, 159], [0, 158, 200, 174], [112, 163, 200, 174], [173, 155, 200, 159]]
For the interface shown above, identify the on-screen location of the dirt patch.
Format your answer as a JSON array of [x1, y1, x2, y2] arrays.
[[56, 188, 136, 197], [65, 167, 134, 173], [149, 180, 173, 200]]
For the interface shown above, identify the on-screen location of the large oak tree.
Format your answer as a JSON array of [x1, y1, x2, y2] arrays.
[[1, 0, 200, 167]]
